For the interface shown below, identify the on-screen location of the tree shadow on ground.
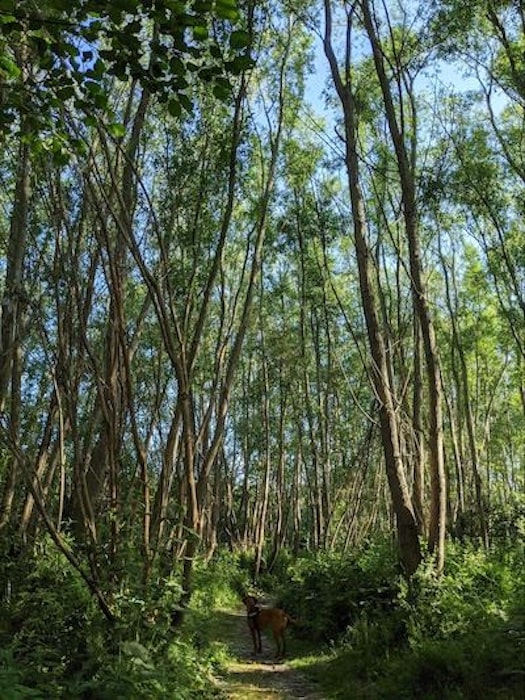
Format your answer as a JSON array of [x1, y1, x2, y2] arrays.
[[209, 607, 326, 699]]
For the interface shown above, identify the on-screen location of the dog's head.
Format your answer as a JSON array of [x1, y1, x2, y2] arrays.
[[242, 594, 258, 611]]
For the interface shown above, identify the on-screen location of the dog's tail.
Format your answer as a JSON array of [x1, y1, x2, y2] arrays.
[[285, 613, 299, 626]]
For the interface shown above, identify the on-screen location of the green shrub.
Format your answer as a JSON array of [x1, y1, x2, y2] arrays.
[[0, 648, 46, 699], [0, 535, 97, 696], [373, 623, 524, 699], [192, 551, 250, 611], [0, 536, 232, 699], [400, 542, 525, 643], [288, 540, 524, 699], [73, 637, 223, 699], [274, 540, 402, 644]]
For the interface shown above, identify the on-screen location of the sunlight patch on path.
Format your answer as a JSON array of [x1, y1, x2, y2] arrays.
[[216, 607, 326, 700]]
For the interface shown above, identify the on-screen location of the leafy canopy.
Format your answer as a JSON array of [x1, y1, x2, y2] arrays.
[[0, 0, 252, 133]]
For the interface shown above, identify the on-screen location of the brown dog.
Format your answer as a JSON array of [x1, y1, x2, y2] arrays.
[[242, 594, 296, 659]]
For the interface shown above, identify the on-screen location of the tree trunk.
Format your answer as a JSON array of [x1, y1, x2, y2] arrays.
[[0, 117, 30, 533], [360, 0, 446, 571], [323, 0, 421, 575]]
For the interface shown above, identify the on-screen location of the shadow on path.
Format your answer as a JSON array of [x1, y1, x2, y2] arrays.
[[212, 607, 325, 700]]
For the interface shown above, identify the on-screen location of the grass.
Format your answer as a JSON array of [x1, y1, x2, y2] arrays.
[[288, 624, 525, 700]]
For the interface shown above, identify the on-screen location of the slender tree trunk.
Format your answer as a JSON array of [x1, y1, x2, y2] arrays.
[[439, 238, 488, 545], [254, 321, 271, 578], [324, 1, 421, 575], [360, 0, 446, 571], [0, 116, 30, 532], [291, 422, 303, 554], [412, 320, 426, 534], [267, 375, 287, 571]]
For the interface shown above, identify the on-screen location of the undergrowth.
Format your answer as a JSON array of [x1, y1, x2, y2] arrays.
[[0, 540, 247, 699], [1, 533, 523, 699], [271, 540, 525, 699]]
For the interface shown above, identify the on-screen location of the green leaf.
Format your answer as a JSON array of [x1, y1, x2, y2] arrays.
[[52, 148, 71, 167], [178, 93, 193, 113], [216, 0, 239, 21], [0, 55, 21, 79], [28, 18, 44, 31], [112, 0, 137, 10], [212, 79, 231, 100], [229, 30, 250, 50], [169, 55, 185, 75], [178, 12, 199, 27], [193, 1, 213, 11], [47, 0, 72, 11], [167, 98, 181, 117], [165, 0, 186, 12], [93, 92, 108, 110], [193, 25, 208, 41], [108, 122, 126, 138], [57, 85, 76, 100], [74, 98, 91, 112], [87, 59, 106, 79], [226, 54, 253, 74], [1, 20, 22, 33], [83, 20, 103, 41]]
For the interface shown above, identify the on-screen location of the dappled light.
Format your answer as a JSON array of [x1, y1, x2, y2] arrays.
[[0, 0, 524, 697]]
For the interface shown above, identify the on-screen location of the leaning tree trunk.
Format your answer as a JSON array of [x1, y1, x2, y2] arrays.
[[439, 239, 488, 546], [360, 0, 446, 571], [323, 0, 421, 575], [254, 333, 271, 579], [0, 112, 30, 533]]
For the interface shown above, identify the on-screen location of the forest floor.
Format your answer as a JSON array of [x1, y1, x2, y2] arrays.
[[211, 604, 327, 700]]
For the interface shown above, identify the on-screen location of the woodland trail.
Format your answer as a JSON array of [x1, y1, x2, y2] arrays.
[[213, 605, 326, 700]]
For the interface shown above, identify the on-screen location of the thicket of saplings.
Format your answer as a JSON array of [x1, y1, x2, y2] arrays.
[[0, 506, 523, 699]]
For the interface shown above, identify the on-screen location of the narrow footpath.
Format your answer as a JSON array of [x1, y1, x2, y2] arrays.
[[213, 605, 326, 700]]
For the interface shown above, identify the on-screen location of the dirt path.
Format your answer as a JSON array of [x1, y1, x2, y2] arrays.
[[213, 607, 325, 700]]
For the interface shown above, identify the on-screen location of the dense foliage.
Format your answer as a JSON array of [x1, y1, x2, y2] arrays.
[[1, 537, 522, 697], [0, 0, 524, 696], [0, 538, 248, 698], [275, 541, 525, 698]]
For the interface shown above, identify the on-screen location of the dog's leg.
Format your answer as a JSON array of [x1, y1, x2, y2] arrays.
[[273, 629, 283, 659], [249, 623, 258, 655], [280, 632, 285, 658]]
